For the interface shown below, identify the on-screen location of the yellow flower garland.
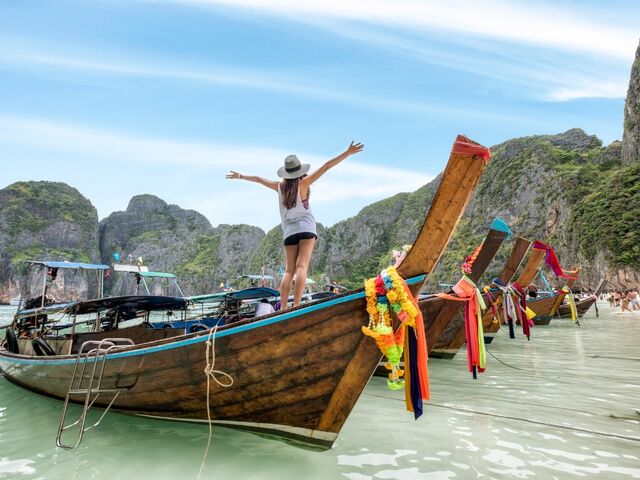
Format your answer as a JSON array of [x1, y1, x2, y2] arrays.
[[362, 266, 420, 389]]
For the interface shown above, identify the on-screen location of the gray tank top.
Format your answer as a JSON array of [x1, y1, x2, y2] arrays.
[[278, 183, 317, 240]]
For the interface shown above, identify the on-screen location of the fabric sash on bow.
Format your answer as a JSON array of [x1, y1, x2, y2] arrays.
[[437, 275, 486, 378], [532, 241, 576, 280], [401, 282, 430, 418], [493, 281, 532, 340], [562, 286, 578, 323]]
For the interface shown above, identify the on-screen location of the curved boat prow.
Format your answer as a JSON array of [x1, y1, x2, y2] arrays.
[[398, 135, 491, 284]]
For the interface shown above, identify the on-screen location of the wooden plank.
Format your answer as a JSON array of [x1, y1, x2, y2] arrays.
[[399, 151, 488, 280], [497, 238, 533, 284]]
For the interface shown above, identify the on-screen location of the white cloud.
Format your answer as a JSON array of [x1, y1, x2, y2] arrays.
[[0, 114, 287, 169], [162, 0, 639, 61], [308, 21, 632, 102], [0, 115, 433, 229], [0, 46, 456, 117]]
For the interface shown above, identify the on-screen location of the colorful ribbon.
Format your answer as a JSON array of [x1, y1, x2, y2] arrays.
[[532, 241, 576, 280], [493, 281, 533, 340], [562, 286, 578, 323], [437, 275, 486, 378]]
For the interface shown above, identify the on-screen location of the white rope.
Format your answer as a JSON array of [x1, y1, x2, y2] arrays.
[[197, 325, 234, 480]]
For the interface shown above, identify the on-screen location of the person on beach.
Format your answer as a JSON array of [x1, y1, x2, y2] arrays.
[[628, 289, 639, 311], [226, 141, 364, 310], [621, 291, 632, 313], [613, 290, 622, 307]]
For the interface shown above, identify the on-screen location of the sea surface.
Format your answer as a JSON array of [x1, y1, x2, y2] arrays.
[[1, 303, 639, 480]]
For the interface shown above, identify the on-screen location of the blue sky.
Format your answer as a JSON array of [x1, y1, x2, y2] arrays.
[[0, 0, 638, 231]]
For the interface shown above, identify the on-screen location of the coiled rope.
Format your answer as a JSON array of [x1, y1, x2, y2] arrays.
[[197, 325, 234, 480]]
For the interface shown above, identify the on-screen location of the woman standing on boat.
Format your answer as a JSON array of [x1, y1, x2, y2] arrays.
[[226, 141, 364, 310]]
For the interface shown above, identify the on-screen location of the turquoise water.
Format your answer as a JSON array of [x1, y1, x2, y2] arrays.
[[1, 303, 639, 479]]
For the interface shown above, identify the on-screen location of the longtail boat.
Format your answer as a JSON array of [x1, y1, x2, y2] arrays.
[[556, 278, 606, 319], [483, 244, 545, 343], [474, 237, 531, 345], [438, 236, 534, 354], [421, 220, 511, 359], [527, 268, 579, 325], [0, 136, 490, 451]]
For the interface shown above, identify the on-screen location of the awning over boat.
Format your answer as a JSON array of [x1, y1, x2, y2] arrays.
[[66, 295, 188, 315], [189, 287, 279, 303], [138, 271, 176, 279], [227, 287, 279, 300], [15, 302, 77, 318], [27, 261, 110, 270], [112, 263, 150, 273]]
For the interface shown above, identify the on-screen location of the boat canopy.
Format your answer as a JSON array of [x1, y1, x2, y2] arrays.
[[138, 271, 176, 279], [15, 302, 77, 319], [237, 274, 275, 280], [66, 295, 188, 315], [112, 263, 150, 273], [28, 261, 110, 270], [189, 287, 279, 303]]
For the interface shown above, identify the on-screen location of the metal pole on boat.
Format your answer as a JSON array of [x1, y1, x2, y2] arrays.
[[41, 267, 48, 309], [142, 278, 150, 295], [68, 314, 77, 355], [174, 279, 185, 298]]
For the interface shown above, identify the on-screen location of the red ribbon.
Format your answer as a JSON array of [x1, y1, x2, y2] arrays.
[[511, 282, 531, 339], [532, 241, 576, 280], [451, 135, 491, 161], [437, 279, 485, 378]]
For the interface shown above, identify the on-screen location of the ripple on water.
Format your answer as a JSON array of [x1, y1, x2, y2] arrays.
[[0, 458, 36, 476], [373, 468, 456, 480], [337, 450, 416, 468], [594, 450, 620, 458]]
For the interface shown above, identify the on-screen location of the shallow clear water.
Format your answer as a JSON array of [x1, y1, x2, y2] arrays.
[[1, 303, 639, 479]]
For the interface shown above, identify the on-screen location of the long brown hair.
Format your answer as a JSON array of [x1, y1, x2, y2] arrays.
[[281, 175, 309, 210]]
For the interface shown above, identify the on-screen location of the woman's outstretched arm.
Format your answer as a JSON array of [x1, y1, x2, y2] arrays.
[[305, 141, 364, 185], [226, 171, 279, 191]]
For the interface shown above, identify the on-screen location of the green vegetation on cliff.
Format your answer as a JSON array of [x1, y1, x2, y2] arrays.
[[569, 162, 640, 267], [0, 182, 99, 277], [1, 182, 96, 236]]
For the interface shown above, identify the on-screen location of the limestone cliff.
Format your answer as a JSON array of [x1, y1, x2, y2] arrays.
[[0, 182, 100, 303], [98, 195, 264, 295], [622, 40, 640, 165]]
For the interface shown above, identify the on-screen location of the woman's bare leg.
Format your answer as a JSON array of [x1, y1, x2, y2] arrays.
[[293, 238, 315, 306], [280, 245, 298, 311]]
